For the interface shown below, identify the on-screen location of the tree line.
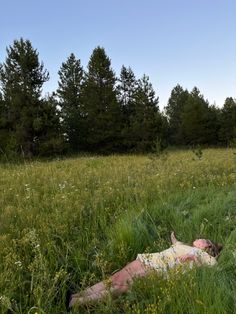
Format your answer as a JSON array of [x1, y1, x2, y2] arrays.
[[0, 38, 235, 158]]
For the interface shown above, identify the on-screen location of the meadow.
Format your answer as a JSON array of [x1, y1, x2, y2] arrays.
[[0, 148, 236, 313]]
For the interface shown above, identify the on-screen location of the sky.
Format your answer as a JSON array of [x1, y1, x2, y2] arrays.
[[1, 0, 236, 110]]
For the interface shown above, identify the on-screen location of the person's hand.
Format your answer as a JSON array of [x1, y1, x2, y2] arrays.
[[178, 254, 197, 263]]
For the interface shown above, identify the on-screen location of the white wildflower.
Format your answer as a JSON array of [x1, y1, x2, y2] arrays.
[[15, 261, 22, 267]]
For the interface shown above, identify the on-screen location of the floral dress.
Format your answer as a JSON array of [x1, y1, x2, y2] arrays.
[[136, 241, 217, 272]]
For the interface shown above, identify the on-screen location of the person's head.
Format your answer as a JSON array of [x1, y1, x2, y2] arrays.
[[193, 239, 223, 257]]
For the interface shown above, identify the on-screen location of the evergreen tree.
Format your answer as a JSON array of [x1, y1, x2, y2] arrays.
[[0, 92, 8, 154], [180, 87, 212, 145], [36, 94, 65, 156], [116, 65, 138, 150], [117, 65, 137, 111], [57, 53, 84, 152], [0, 38, 49, 157], [203, 104, 220, 145], [129, 74, 163, 152], [81, 46, 121, 153], [164, 84, 189, 145], [219, 97, 236, 145]]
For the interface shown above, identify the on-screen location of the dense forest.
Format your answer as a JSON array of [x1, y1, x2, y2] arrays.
[[0, 38, 235, 158]]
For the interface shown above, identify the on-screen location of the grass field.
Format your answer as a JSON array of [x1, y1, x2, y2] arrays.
[[0, 148, 236, 313]]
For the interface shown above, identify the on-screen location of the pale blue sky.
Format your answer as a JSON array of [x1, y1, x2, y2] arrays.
[[1, 0, 236, 109]]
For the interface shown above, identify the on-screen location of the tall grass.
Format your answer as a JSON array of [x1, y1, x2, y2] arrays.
[[0, 149, 236, 313]]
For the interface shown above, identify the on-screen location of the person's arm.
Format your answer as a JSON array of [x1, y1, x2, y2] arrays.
[[171, 231, 183, 245], [178, 254, 200, 265], [171, 231, 177, 244], [178, 251, 217, 266]]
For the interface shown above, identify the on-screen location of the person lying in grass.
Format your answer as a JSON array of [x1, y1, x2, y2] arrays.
[[69, 232, 223, 308]]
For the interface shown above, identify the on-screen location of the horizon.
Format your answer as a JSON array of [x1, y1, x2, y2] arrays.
[[1, 0, 236, 110]]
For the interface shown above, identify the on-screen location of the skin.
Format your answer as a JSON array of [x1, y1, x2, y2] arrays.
[[69, 260, 148, 307], [69, 233, 211, 308], [193, 239, 210, 249]]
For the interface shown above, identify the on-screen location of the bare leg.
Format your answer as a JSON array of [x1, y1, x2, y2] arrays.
[[69, 260, 149, 307], [70, 281, 106, 302], [109, 260, 148, 297]]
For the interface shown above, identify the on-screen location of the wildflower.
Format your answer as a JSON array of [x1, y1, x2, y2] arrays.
[[15, 261, 22, 267], [58, 183, 66, 189], [0, 295, 12, 310], [181, 210, 189, 217]]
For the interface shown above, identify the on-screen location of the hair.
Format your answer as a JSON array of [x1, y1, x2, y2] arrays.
[[205, 240, 223, 258]]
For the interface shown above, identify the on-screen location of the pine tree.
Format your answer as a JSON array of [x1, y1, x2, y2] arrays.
[[117, 65, 137, 111], [129, 74, 163, 152], [219, 97, 236, 145], [0, 92, 8, 154], [36, 94, 65, 156], [0, 38, 49, 157], [180, 87, 211, 145], [57, 53, 84, 152], [203, 104, 220, 145], [116, 65, 138, 150], [164, 84, 189, 145], [81, 46, 121, 153]]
